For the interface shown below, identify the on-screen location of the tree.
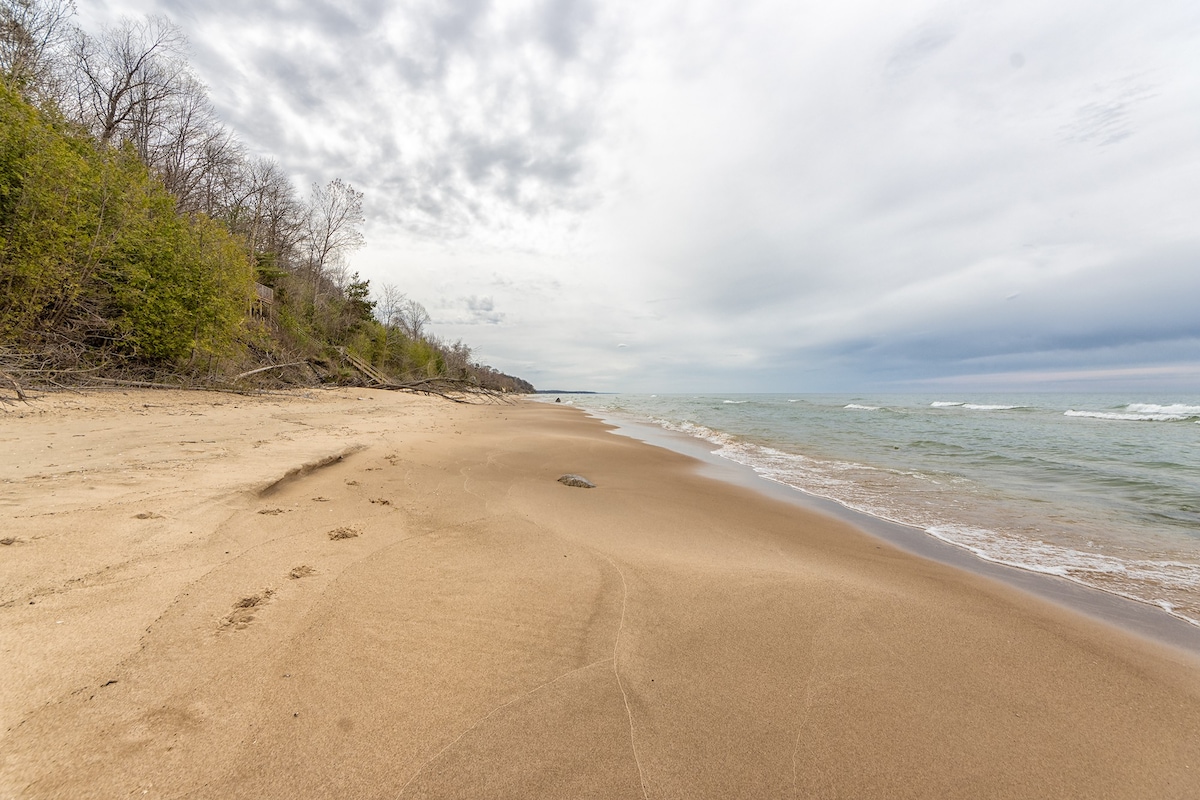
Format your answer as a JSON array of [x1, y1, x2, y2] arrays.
[[144, 72, 239, 214], [0, 0, 75, 103], [374, 281, 404, 328], [218, 157, 303, 272], [0, 78, 111, 340], [0, 82, 253, 362], [299, 178, 363, 314], [343, 273, 375, 324], [70, 15, 187, 149], [104, 170, 253, 362], [394, 297, 430, 340], [444, 338, 472, 378], [373, 282, 431, 338], [301, 178, 363, 282]]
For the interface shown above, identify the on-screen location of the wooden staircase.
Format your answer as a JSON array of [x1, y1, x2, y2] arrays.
[[338, 348, 393, 387]]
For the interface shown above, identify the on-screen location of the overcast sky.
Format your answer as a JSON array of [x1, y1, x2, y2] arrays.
[[79, 0, 1200, 392]]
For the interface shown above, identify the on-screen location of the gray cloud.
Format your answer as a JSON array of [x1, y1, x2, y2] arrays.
[[539, 0, 595, 59], [885, 22, 957, 78], [118, 0, 615, 240], [432, 294, 505, 326], [1058, 79, 1156, 146], [80, 0, 1200, 391]]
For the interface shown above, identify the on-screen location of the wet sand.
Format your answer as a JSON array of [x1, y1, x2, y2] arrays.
[[2, 389, 1198, 798]]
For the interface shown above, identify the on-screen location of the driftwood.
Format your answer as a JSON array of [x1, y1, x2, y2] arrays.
[[0, 369, 26, 401], [0, 344, 522, 404], [232, 361, 308, 382], [81, 376, 188, 389], [370, 377, 514, 404], [327, 349, 514, 404]]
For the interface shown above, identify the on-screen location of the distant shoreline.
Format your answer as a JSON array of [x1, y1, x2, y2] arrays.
[[533, 389, 602, 394]]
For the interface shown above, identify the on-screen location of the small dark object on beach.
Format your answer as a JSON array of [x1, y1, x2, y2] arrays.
[[558, 474, 595, 489]]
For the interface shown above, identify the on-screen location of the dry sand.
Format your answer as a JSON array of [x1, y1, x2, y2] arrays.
[[1, 388, 1198, 799]]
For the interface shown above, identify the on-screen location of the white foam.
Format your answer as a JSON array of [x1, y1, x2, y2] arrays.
[[926, 525, 1200, 592], [1066, 409, 1188, 422], [933, 401, 1023, 410], [962, 404, 1024, 411], [1065, 403, 1200, 422], [722, 400, 749, 404], [1126, 403, 1200, 417], [844, 403, 881, 411]]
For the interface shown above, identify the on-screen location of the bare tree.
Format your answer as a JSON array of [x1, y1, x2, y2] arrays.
[[214, 157, 304, 266], [300, 178, 364, 301], [444, 338, 473, 378], [0, 0, 76, 103], [374, 281, 405, 328], [250, 161, 304, 266], [394, 297, 430, 340], [144, 73, 240, 213], [70, 14, 187, 149]]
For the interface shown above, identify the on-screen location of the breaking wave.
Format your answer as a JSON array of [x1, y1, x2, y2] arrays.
[[1066, 403, 1200, 422]]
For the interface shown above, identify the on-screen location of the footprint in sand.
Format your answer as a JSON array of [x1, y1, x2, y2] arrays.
[[328, 526, 360, 541], [288, 565, 316, 579], [221, 589, 275, 630]]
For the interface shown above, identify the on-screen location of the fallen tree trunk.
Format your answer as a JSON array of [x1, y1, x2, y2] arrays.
[[375, 377, 514, 404], [231, 362, 308, 382]]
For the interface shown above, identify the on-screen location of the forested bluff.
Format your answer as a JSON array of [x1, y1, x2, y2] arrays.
[[0, 0, 534, 397]]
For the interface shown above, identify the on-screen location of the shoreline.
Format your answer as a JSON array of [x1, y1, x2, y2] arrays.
[[584, 407, 1200, 655], [3, 389, 1199, 798]]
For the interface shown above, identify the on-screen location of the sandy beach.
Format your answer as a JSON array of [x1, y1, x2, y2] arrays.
[[2, 388, 1198, 799]]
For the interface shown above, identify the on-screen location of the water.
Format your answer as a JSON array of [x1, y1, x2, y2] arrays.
[[551, 393, 1200, 626]]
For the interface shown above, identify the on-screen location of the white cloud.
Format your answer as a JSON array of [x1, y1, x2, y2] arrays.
[[76, 0, 1200, 390]]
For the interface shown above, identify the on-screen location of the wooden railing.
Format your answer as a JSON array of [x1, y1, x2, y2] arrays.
[[338, 348, 393, 387]]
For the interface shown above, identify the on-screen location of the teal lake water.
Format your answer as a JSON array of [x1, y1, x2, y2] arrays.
[[553, 393, 1200, 627]]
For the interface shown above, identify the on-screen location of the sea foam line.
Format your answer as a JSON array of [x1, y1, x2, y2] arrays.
[[1127, 403, 1200, 415], [931, 401, 1024, 410], [1065, 402, 1200, 422], [1066, 410, 1189, 422], [645, 415, 1200, 629]]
